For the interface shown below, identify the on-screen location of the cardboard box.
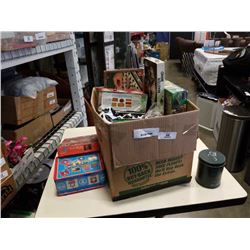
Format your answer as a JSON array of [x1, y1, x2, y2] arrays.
[[91, 87, 199, 200], [46, 32, 71, 43], [50, 99, 72, 126], [2, 112, 53, 145], [1, 86, 58, 125], [104, 68, 144, 91], [144, 57, 165, 107], [1, 32, 38, 51], [156, 42, 169, 61], [54, 153, 106, 196], [43, 86, 58, 112], [57, 135, 99, 158], [1, 157, 17, 209]]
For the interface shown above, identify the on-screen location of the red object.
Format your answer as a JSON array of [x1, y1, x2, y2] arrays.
[[57, 135, 99, 157]]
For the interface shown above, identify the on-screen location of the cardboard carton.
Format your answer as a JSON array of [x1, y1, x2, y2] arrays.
[[1, 86, 58, 125], [1, 157, 17, 209], [91, 87, 199, 200], [156, 42, 169, 61], [50, 99, 72, 126], [2, 112, 53, 145], [144, 57, 165, 107]]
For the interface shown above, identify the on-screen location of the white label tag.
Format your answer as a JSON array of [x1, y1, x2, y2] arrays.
[[0, 157, 6, 167], [47, 92, 55, 98], [35, 32, 46, 40], [63, 103, 72, 113], [158, 132, 177, 140], [134, 128, 159, 139], [49, 99, 56, 105], [23, 36, 34, 43], [0, 170, 8, 180]]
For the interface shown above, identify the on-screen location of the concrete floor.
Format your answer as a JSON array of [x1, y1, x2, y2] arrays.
[[163, 60, 250, 217]]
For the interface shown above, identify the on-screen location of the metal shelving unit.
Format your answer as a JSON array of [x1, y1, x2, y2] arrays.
[[1, 32, 88, 191]]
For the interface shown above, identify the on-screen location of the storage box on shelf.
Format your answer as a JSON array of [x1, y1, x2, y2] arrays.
[[1, 155, 17, 209], [46, 32, 71, 43], [2, 112, 54, 145], [91, 87, 199, 200], [1, 86, 58, 125], [1, 32, 71, 52], [50, 99, 72, 126]]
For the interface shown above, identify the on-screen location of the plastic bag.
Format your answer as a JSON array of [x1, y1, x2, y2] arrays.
[[3, 76, 58, 99]]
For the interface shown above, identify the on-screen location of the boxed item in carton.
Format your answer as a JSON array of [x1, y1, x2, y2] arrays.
[[164, 81, 188, 115], [1, 86, 58, 125], [104, 68, 144, 91], [57, 135, 99, 158], [50, 99, 72, 126], [97, 87, 148, 114], [91, 87, 199, 200], [54, 152, 106, 196], [144, 57, 165, 107], [2, 112, 53, 145]]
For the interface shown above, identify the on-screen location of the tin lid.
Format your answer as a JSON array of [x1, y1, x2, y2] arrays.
[[199, 149, 226, 167]]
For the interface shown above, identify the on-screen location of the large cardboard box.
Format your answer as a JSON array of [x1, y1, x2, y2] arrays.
[[2, 112, 53, 145], [1, 157, 17, 209], [50, 99, 72, 126], [1, 86, 58, 125], [91, 87, 199, 200]]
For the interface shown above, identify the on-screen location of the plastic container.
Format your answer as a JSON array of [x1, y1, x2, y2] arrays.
[[196, 149, 226, 188]]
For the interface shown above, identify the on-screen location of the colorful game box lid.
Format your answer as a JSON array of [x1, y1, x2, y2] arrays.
[[54, 152, 105, 181], [104, 68, 144, 92], [57, 135, 99, 157]]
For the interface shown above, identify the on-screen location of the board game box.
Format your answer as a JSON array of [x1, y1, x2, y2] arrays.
[[57, 135, 99, 157], [54, 152, 106, 196], [164, 81, 188, 115], [97, 87, 148, 114], [104, 68, 144, 91], [144, 57, 165, 108]]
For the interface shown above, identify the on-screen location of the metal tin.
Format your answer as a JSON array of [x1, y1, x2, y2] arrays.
[[195, 149, 226, 188]]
